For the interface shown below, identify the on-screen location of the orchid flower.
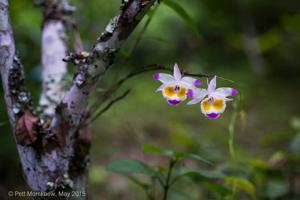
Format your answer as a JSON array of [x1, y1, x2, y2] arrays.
[[153, 64, 202, 106], [187, 76, 238, 119]]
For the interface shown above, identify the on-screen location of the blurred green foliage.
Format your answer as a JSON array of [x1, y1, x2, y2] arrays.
[[1, 0, 300, 199]]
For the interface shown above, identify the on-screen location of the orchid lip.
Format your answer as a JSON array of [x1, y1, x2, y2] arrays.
[[152, 73, 160, 80], [168, 99, 180, 106], [194, 79, 202, 87], [206, 113, 220, 119], [231, 88, 238, 95]]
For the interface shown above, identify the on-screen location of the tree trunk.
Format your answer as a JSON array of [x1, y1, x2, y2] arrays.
[[0, 0, 156, 199]]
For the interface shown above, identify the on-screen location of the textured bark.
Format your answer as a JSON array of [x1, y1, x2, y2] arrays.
[[0, 0, 156, 199], [39, 0, 75, 116], [39, 21, 68, 115]]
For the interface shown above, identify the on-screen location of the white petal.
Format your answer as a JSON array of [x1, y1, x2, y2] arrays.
[[187, 98, 202, 105], [181, 77, 201, 87], [187, 89, 207, 105], [156, 83, 167, 92], [173, 63, 182, 81], [154, 73, 175, 83], [214, 87, 236, 97], [194, 88, 207, 99], [208, 76, 217, 94]]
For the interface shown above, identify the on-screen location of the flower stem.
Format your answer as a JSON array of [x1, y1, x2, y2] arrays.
[[228, 104, 238, 161], [162, 158, 177, 200]]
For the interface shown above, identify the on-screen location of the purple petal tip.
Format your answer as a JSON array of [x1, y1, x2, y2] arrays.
[[152, 73, 160, 80], [194, 80, 202, 87], [231, 88, 238, 95], [207, 113, 220, 119], [168, 99, 180, 106], [186, 89, 194, 97]]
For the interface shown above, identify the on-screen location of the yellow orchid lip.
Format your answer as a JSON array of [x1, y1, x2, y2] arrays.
[[164, 86, 176, 97], [163, 85, 187, 98], [201, 97, 226, 117]]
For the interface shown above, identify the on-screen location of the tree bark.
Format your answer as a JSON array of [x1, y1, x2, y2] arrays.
[[0, 0, 156, 199]]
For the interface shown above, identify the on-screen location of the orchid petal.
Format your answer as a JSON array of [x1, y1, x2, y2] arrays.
[[214, 87, 238, 97], [187, 98, 202, 105], [194, 88, 207, 99], [155, 83, 168, 92], [168, 99, 181, 106], [153, 73, 175, 83], [208, 76, 217, 94], [206, 113, 220, 119], [187, 89, 207, 104], [186, 89, 194, 97], [181, 77, 202, 87], [173, 63, 182, 81]]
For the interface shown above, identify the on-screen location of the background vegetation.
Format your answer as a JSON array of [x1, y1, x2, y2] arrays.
[[0, 0, 300, 199]]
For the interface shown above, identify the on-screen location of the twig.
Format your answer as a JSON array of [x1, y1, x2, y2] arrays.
[[88, 90, 131, 124]]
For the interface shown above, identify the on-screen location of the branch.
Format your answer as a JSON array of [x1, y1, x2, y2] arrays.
[[0, 0, 33, 129], [38, 0, 75, 116], [88, 89, 131, 124], [58, 0, 156, 130]]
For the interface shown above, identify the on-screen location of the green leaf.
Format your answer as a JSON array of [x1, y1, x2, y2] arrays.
[[243, 158, 269, 169], [142, 144, 164, 154], [162, 0, 199, 35], [225, 176, 256, 198], [106, 159, 156, 177], [176, 167, 225, 179], [125, 174, 149, 189], [142, 144, 174, 157], [203, 181, 232, 197], [142, 144, 212, 165], [174, 152, 213, 165]]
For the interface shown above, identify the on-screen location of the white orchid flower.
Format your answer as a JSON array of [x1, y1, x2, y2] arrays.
[[153, 64, 202, 106], [187, 76, 238, 119]]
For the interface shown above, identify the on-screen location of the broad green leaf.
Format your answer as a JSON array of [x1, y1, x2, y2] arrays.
[[142, 144, 212, 165], [174, 152, 212, 165], [106, 159, 156, 177], [176, 167, 225, 179], [125, 175, 149, 189], [243, 158, 269, 169], [187, 154, 212, 165], [225, 176, 256, 198], [162, 0, 199, 35], [202, 181, 232, 197], [142, 144, 174, 157], [142, 144, 165, 154]]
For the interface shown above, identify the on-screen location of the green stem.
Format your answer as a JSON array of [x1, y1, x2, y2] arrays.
[[163, 158, 177, 200], [228, 107, 238, 161]]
